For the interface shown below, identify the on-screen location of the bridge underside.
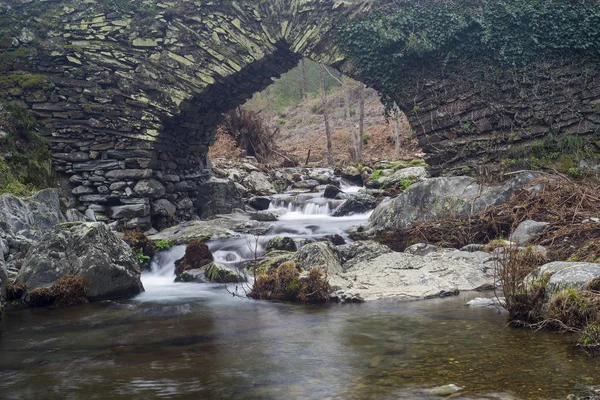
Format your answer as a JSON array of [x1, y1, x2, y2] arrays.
[[2, 0, 600, 229]]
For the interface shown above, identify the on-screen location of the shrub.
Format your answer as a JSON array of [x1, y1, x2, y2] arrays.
[[496, 246, 548, 324], [249, 262, 330, 303]]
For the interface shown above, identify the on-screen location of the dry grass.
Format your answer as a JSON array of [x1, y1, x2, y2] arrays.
[[26, 275, 89, 308], [28, 287, 55, 307], [249, 261, 330, 303], [379, 176, 600, 262], [495, 245, 549, 324], [6, 283, 25, 301]]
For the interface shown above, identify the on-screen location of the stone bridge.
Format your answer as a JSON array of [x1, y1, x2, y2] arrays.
[[0, 0, 365, 228], [2, 0, 600, 229]]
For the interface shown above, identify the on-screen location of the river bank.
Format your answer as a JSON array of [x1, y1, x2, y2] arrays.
[[2, 160, 600, 399]]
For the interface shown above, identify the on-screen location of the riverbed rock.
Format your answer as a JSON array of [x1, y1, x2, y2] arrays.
[[248, 196, 271, 211], [16, 222, 144, 302], [509, 220, 549, 246], [249, 211, 278, 221], [293, 179, 320, 190], [329, 249, 495, 302], [178, 263, 243, 283], [292, 241, 343, 274], [323, 184, 342, 199], [332, 193, 377, 217], [368, 172, 539, 232], [204, 262, 243, 283], [243, 171, 276, 195], [338, 240, 392, 270], [266, 236, 297, 252], [368, 166, 430, 189], [197, 178, 243, 218], [531, 262, 600, 297], [404, 243, 438, 256]]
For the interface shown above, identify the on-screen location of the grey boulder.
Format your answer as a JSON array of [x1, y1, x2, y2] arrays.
[[509, 220, 549, 246], [368, 172, 539, 232], [332, 193, 377, 217], [292, 241, 343, 274], [16, 222, 144, 302], [330, 249, 496, 302], [531, 262, 600, 297], [0, 189, 63, 238]]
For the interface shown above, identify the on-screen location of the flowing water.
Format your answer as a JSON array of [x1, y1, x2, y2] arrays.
[[1, 176, 600, 399]]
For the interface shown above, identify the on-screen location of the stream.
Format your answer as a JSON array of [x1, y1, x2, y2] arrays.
[[1, 174, 600, 399]]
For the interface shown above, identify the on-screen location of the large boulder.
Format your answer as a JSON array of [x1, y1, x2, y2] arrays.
[[330, 249, 496, 302], [243, 171, 276, 195], [332, 193, 377, 217], [292, 241, 343, 274], [16, 222, 144, 302], [0, 189, 62, 238], [368, 172, 539, 232], [197, 178, 243, 218], [509, 220, 549, 246], [531, 262, 600, 297]]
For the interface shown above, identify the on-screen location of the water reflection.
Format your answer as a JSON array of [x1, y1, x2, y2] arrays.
[[1, 292, 599, 399]]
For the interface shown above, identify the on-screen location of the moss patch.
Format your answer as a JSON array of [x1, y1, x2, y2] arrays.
[[0, 104, 53, 195]]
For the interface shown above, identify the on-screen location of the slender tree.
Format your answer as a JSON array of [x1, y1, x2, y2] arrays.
[[393, 102, 401, 157], [300, 58, 308, 100], [343, 76, 358, 161], [357, 82, 365, 163], [319, 63, 333, 165]]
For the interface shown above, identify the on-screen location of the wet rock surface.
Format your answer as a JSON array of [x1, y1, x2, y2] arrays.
[[16, 222, 144, 302]]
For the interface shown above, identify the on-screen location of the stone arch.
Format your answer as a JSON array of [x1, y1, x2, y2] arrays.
[[0, 0, 361, 228]]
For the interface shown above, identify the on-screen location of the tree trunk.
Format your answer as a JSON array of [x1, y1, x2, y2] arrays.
[[343, 76, 357, 161], [319, 63, 333, 166], [393, 102, 401, 157], [301, 58, 308, 100], [357, 82, 365, 163]]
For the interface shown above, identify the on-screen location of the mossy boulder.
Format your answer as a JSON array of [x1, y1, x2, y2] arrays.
[[266, 236, 297, 252]]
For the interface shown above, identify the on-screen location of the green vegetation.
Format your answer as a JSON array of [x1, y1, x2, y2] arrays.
[[0, 104, 53, 196], [248, 59, 341, 112], [504, 130, 600, 174], [155, 239, 171, 252], [122, 231, 156, 270], [337, 0, 600, 111]]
